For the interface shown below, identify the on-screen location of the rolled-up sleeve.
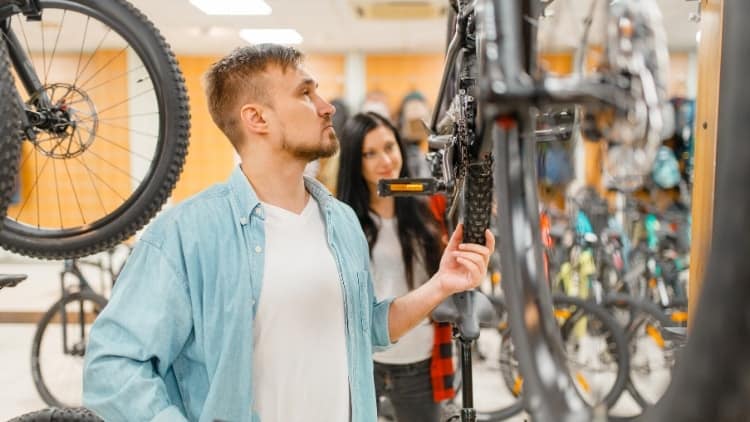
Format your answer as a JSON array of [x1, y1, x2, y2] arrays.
[[366, 264, 394, 351], [83, 239, 192, 422]]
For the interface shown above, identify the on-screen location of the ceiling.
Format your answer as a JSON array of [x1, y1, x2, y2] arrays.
[[8, 0, 702, 56], [127, 0, 702, 55]]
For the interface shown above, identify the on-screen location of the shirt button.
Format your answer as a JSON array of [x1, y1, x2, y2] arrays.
[[255, 208, 263, 217], [255, 246, 262, 253], [239, 217, 248, 225]]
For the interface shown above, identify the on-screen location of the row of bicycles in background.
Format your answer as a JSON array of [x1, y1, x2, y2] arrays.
[[3, 0, 750, 421], [414, 182, 690, 421]]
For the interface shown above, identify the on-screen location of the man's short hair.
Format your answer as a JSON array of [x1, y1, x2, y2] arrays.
[[203, 44, 304, 148]]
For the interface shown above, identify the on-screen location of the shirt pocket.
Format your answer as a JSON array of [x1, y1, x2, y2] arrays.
[[355, 270, 371, 334]]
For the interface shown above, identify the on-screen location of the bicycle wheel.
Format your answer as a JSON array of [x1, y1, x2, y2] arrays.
[[498, 295, 630, 411], [0, 0, 189, 259], [31, 291, 108, 407], [0, 40, 22, 224], [603, 294, 686, 418], [8, 407, 102, 422]]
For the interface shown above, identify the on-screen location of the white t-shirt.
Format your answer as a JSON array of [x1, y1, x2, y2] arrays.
[[370, 216, 434, 364], [252, 198, 349, 422]]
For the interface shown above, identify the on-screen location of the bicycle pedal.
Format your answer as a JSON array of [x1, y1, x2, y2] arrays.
[[377, 178, 443, 197]]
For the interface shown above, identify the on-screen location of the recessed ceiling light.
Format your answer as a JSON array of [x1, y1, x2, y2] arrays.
[[189, 0, 272, 16], [239, 29, 303, 45]]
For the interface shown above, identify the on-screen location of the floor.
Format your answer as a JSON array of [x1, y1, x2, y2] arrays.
[[0, 255, 666, 421]]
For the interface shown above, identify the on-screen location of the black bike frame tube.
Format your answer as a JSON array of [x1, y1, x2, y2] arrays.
[[431, 20, 463, 132], [491, 114, 590, 422], [1, 25, 50, 107], [58, 267, 70, 355]]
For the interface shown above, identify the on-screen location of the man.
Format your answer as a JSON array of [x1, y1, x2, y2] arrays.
[[82, 44, 494, 422]]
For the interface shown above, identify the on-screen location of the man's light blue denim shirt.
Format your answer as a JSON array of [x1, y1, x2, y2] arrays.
[[83, 166, 394, 422]]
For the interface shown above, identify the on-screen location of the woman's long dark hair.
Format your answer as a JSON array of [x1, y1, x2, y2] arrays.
[[336, 112, 443, 289]]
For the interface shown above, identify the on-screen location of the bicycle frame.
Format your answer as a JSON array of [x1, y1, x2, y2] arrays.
[[58, 259, 96, 357], [56, 247, 125, 357]]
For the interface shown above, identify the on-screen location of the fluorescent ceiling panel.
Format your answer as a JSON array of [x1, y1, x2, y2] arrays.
[[189, 0, 272, 15]]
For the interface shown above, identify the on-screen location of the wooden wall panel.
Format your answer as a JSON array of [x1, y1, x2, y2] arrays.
[[170, 55, 235, 202], [689, 0, 723, 316], [669, 52, 691, 98], [304, 54, 346, 101], [365, 54, 446, 117]]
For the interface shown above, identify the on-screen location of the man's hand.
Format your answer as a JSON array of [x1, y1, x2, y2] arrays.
[[385, 223, 495, 342], [434, 224, 495, 296]]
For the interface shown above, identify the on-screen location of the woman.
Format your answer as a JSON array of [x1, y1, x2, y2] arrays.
[[337, 112, 454, 422]]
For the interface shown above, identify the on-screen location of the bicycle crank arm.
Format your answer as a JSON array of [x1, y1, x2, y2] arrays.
[[377, 178, 445, 197]]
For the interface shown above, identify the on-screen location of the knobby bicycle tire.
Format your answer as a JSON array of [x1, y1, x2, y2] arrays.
[[0, 41, 21, 225], [8, 407, 102, 422], [0, 0, 189, 259], [31, 291, 108, 408]]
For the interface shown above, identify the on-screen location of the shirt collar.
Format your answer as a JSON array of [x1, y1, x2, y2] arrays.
[[228, 165, 334, 223]]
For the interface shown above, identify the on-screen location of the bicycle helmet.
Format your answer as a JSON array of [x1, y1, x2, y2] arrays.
[[652, 146, 681, 189]]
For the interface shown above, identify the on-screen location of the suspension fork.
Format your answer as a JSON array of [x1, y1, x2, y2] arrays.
[[2, 12, 51, 137]]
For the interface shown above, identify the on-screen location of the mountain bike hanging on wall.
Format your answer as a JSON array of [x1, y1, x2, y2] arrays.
[[0, 39, 22, 226], [381, 0, 675, 420], [0, 0, 190, 259]]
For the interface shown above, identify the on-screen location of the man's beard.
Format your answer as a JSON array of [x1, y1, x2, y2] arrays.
[[282, 129, 340, 162]]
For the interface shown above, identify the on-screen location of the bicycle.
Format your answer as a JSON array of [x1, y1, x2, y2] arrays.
[[0, 0, 189, 259], [31, 245, 130, 408], [493, 293, 629, 420], [379, 0, 675, 420]]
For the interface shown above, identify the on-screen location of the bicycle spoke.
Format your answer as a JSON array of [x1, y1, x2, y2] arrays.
[[83, 147, 142, 187], [85, 154, 109, 218], [80, 64, 146, 93], [79, 111, 160, 123], [13, 150, 52, 223], [18, 142, 37, 175], [14, 15, 35, 74], [78, 45, 130, 90], [51, 157, 64, 229], [74, 17, 91, 84], [63, 157, 87, 226], [75, 155, 127, 203], [78, 125, 156, 163], [92, 130, 155, 162], [95, 89, 156, 116], [44, 10, 67, 85], [72, 27, 112, 88], [98, 121, 158, 140]]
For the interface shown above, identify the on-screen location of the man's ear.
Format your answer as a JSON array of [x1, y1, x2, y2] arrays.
[[240, 104, 269, 134]]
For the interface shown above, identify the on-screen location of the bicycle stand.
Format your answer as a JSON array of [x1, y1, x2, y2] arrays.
[[433, 289, 498, 422]]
